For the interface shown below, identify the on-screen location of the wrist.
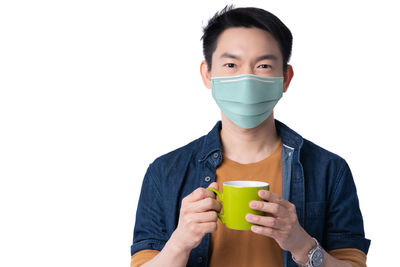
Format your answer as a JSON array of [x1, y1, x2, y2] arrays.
[[291, 236, 316, 264], [168, 231, 192, 256]]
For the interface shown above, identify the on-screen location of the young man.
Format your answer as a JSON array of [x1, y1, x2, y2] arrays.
[[130, 6, 370, 267]]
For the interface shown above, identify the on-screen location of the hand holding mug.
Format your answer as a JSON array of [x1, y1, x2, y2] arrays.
[[245, 190, 314, 259], [170, 182, 221, 253]]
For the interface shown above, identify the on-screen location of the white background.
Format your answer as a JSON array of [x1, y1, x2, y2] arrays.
[[0, 0, 399, 266]]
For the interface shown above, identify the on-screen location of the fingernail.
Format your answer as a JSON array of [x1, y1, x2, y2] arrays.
[[250, 201, 257, 208], [246, 214, 254, 221], [251, 225, 259, 232], [259, 190, 266, 196]]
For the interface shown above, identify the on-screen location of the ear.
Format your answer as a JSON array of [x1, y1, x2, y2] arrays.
[[283, 64, 294, 93], [200, 60, 212, 89]]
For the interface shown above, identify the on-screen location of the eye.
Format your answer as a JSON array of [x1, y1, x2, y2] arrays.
[[258, 64, 271, 69], [224, 63, 236, 68]]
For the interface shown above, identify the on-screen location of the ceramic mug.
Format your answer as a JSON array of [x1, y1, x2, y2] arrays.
[[207, 180, 269, 230]]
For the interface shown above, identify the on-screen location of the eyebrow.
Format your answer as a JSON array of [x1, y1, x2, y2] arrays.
[[220, 53, 278, 61]]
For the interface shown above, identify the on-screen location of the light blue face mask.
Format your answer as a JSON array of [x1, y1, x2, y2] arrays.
[[211, 74, 284, 129]]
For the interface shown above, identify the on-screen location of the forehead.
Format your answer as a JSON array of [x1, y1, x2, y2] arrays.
[[213, 27, 282, 60]]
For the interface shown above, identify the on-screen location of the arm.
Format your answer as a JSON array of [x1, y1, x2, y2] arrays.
[[324, 160, 370, 253], [290, 237, 353, 267], [246, 190, 355, 266], [131, 173, 221, 267], [139, 236, 191, 267], [245, 160, 370, 266]]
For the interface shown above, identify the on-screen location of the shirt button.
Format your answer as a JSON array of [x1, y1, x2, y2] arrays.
[[204, 176, 211, 182], [197, 256, 203, 263], [213, 152, 219, 158]]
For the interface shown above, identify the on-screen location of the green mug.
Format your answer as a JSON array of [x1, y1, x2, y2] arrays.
[[207, 180, 269, 230]]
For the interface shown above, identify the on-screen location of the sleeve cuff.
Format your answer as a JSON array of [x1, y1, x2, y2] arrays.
[[131, 239, 166, 256], [325, 233, 371, 255]]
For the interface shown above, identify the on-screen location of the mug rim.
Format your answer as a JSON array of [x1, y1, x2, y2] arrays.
[[224, 180, 269, 188]]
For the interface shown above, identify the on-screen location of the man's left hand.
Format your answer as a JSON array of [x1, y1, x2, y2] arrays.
[[245, 190, 315, 263]]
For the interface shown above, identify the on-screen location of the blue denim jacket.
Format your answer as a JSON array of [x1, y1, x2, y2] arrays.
[[131, 120, 370, 267]]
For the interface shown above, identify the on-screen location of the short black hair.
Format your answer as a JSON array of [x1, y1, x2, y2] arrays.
[[201, 5, 293, 73]]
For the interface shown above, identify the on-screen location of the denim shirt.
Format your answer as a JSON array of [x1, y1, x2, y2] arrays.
[[131, 120, 370, 267]]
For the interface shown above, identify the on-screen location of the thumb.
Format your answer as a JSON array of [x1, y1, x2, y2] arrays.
[[208, 182, 219, 190]]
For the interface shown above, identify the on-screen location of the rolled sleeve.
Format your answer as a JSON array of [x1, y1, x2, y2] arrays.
[[325, 160, 371, 254], [131, 249, 160, 267], [328, 248, 366, 267]]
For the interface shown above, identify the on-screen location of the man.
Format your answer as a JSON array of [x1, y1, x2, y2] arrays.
[[130, 5, 370, 267]]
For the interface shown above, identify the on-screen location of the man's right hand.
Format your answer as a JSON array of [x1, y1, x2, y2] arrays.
[[170, 182, 221, 253]]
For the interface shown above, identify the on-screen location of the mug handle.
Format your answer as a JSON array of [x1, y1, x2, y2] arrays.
[[207, 187, 225, 224]]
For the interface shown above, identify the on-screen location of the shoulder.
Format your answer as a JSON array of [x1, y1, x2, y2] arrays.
[[300, 138, 353, 197], [148, 134, 205, 176], [300, 138, 352, 186], [277, 120, 347, 167], [300, 138, 346, 166], [148, 121, 221, 176]]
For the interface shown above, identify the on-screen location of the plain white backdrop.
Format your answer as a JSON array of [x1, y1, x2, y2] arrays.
[[0, 0, 399, 266]]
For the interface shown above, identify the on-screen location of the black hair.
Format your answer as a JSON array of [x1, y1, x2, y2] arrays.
[[201, 5, 293, 73]]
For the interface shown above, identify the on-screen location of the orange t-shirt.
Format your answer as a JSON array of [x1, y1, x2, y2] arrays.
[[208, 138, 283, 267], [130, 139, 367, 267]]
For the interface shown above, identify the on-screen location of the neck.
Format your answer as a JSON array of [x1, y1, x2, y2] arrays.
[[220, 113, 280, 164]]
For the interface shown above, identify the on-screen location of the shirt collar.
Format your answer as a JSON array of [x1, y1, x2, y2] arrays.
[[275, 120, 304, 150], [199, 120, 304, 162], [199, 121, 223, 162]]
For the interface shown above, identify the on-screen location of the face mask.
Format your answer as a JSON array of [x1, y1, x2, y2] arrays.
[[211, 74, 283, 129]]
